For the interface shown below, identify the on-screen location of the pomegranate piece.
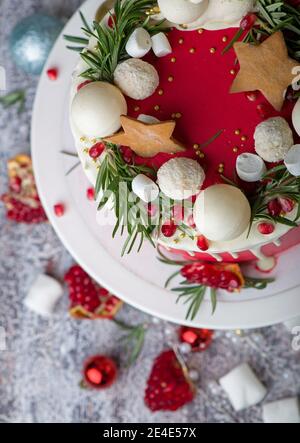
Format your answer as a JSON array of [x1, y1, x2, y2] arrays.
[[257, 222, 275, 235], [47, 68, 58, 81]]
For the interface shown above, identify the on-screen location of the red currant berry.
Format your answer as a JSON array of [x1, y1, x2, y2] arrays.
[[47, 68, 58, 81], [54, 203, 65, 217], [258, 222, 275, 235], [89, 142, 105, 159], [197, 235, 209, 251]]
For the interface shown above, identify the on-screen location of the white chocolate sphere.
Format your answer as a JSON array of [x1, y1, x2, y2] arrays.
[[71, 81, 127, 138], [254, 117, 294, 163], [193, 184, 251, 241], [158, 0, 208, 24], [157, 158, 205, 200], [114, 59, 159, 100]]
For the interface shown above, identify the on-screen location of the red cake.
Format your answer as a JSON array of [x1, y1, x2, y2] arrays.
[[67, 0, 300, 309]]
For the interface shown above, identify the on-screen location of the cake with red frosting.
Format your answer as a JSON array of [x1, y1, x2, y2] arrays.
[[67, 0, 300, 315]]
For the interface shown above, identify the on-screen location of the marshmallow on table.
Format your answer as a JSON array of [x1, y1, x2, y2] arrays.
[[24, 274, 63, 317], [125, 28, 152, 58], [132, 174, 159, 203], [151, 32, 172, 58], [263, 398, 300, 423], [219, 363, 267, 411]]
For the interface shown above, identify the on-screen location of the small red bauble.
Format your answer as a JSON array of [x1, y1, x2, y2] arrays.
[[83, 355, 117, 389], [257, 222, 275, 235], [86, 187, 95, 201], [161, 220, 177, 238], [197, 235, 209, 251], [240, 13, 257, 31], [179, 326, 214, 352], [267, 199, 282, 217], [89, 143, 105, 159], [54, 203, 65, 217], [47, 68, 58, 81]]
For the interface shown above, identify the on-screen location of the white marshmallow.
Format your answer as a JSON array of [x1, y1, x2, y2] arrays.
[[219, 363, 267, 411], [24, 274, 63, 317], [137, 114, 160, 124], [125, 28, 152, 58], [284, 144, 300, 176], [132, 174, 159, 203], [236, 153, 266, 182], [151, 32, 172, 58], [263, 398, 300, 423]]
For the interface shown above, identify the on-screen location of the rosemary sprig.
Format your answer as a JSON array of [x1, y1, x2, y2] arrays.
[[0, 89, 26, 113], [223, 0, 300, 61], [113, 318, 147, 366], [65, 0, 168, 82]]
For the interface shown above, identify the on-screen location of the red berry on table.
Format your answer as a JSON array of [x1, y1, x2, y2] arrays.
[[179, 326, 214, 352], [47, 68, 58, 81], [257, 222, 275, 235], [86, 187, 95, 201], [267, 199, 282, 217], [88, 142, 105, 159], [161, 220, 177, 238], [54, 203, 65, 217], [240, 13, 257, 31], [278, 197, 294, 213], [197, 235, 209, 251], [83, 355, 117, 389], [144, 350, 195, 412]]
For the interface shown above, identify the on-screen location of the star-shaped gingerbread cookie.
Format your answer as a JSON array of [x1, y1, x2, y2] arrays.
[[104, 116, 186, 158], [230, 31, 299, 111]]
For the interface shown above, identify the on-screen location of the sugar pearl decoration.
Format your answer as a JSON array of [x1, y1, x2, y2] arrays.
[[254, 117, 294, 163], [193, 184, 251, 241], [284, 144, 300, 176], [114, 58, 159, 100], [158, 0, 208, 24], [157, 158, 205, 200], [125, 27, 152, 58], [219, 363, 267, 412], [236, 153, 267, 182], [24, 274, 63, 317], [132, 174, 159, 203], [71, 81, 127, 138], [263, 398, 300, 423], [151, 32, 172, 57]]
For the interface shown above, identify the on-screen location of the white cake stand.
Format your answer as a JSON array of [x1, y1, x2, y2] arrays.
[[32, 0, 300, 329]]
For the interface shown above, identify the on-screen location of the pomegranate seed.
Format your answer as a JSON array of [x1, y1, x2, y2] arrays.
[[161, 221, 177, 238], [197, 235, 209, 251], [77, 80, 92, 91], [257, 222, 275, 235], [89, 142, 105, 159], [245, 91, 258, 102], [278, 197, 294, 213], [54, 203, 65, 217], [267, 199, 282, 217], [47, 68, 58, 81], [240, 13, 257, 31], [86, 187, 95, 201]]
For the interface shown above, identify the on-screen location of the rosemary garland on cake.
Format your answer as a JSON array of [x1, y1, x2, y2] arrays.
[[64, 0, 167, 82]]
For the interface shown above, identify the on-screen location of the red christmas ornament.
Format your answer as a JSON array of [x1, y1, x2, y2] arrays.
[[257, 222, 275, 235], [1, 154, 47, 224], [47, 68, 58, 81], [83, 355, 117, 389], [64, 265, 122, 319], [179, 326, 214, 352], [54, 203, 65, 217], [144, 350, 195, 412], [89, 142, 105, 159]]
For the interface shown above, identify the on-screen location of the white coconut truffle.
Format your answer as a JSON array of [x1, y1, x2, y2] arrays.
[[71, 81, 127, 138], [193, 184, 251, 241], [158, 0, 208, 24], [254, 117, 294, 163], [114, 59, 159, 100], [157, 158, 205, 200]]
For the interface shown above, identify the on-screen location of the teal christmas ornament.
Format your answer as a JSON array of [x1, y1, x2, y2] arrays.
[[9, 14, 64, 75]]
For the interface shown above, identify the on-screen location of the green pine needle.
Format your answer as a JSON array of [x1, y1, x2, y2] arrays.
[[0, 89, 26, 113]]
